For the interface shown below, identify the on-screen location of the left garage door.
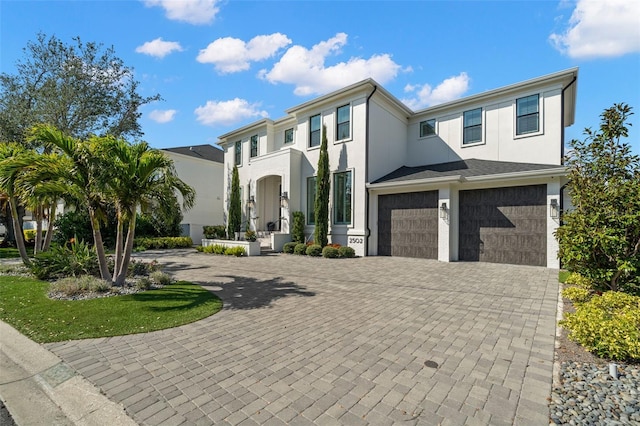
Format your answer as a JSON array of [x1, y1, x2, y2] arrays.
[[377, 191, 438, 259]]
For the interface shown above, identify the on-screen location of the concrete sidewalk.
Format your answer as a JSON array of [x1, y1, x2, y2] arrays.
[[0, 321, 136, 426]]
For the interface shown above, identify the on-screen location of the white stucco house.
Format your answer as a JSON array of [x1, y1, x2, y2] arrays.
[[217, 68, 578, 268], [163, 144, 224, 244]]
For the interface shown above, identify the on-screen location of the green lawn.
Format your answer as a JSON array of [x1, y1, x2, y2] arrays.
[[559, 270, 570, 284], [0, 276, 222, 343], [0, 247, 33, 259]]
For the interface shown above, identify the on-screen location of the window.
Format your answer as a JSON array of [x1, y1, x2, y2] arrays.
[[284, 128, 294, 144], [309, 114, 321, 147], [307, 177, 316, 224], [234, 141, 241, 165], [336, 104, 350, 140], [333, 171, 352, 225], [420, 119, 436, 137], [463, 108, 482, 145], [516, 94, 539, 135], [250, 135, 258, 158]]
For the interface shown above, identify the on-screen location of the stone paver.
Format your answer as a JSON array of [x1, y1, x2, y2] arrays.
[[45, 249, 558, 425]]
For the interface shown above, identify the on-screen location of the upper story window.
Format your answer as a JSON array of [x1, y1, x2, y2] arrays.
[[463, 108, 483, 145], [234, 141, 242, 165], [250, 135, 258, 158], [309, 114, 321, 147], [284, 128, 294, 144], [307, 176, 316, 225], [420, 119, 436, 137], [336, 104, 350, 140], [333, 171, 352, 225], [516, 94, 540, 135]]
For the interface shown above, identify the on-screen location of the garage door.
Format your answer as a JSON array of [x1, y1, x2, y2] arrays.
[[378, 191, 438, 259], [459, 185, 547, 266]]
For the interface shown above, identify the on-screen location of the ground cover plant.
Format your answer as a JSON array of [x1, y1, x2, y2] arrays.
[[196, 244, 246, 256], [0, 275, 222, 343]]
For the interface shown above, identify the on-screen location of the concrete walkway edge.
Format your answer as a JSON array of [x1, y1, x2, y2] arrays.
[[0, 321, 137, 426]]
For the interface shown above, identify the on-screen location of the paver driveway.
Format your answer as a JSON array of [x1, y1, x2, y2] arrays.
[[46, 250, 559, 425]]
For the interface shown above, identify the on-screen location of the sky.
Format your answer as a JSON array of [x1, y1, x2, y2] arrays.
[[1, 0, 639, 154]]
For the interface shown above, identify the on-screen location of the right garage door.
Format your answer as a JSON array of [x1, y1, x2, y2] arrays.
[[459, 184, 547, 266]]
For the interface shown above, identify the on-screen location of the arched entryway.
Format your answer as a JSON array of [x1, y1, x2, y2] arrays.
[[254, 175, 284, 232]]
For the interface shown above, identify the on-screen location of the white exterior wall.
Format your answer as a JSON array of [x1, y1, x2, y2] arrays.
[[367, 97, 408, 181], [164, 151, 224, 244]]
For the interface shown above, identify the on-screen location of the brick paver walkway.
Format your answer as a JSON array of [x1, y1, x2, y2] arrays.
[[46, 250, 558, 425]]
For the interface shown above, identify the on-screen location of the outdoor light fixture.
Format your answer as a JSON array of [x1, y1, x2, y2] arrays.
[[280, 191, 288, 200], [440, 202, 448, 220], [247, 195, 255, 207], [550, 199, 559, 219]]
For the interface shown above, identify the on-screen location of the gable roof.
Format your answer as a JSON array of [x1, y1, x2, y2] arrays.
[[163, 144, 224, 163], [371, 159, 566, 186]]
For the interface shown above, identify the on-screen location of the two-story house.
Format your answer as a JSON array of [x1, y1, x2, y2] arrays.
[[217, 68, 578, 268]]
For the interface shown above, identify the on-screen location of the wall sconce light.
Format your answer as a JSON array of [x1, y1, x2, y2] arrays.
[[440, 202, 448, 220], [280, 191, 288, 207], [247, 195, 255, 207], [550, 199, 559, 219]]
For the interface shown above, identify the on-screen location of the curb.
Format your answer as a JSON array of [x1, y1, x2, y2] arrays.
[[0, 321, 137, 426]]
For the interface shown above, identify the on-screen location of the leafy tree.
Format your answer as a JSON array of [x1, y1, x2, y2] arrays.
[[228, 165, 241, 239], [556, 103, 640, 294], [314, 124, 330, 247], [0, 32, 161, 144]]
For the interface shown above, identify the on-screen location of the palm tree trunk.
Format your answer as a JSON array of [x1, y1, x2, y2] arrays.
[[114, 208, 124, 278], [9, 196, 30, 266], [88, 207, 112, 283], [42, 204, 55, 252], [34, 205, 44, 255], [115, 212, 136, 286]]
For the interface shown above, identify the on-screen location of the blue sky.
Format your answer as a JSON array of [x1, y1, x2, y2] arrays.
[[2, 0, 639, 153]]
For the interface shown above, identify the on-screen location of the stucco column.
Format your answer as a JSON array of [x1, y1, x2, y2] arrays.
[[438, 188, 451, 262], [547, 180, 561, 269]]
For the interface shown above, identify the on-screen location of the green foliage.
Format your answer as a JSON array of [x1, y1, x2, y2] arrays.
[[149, 271, 172, 286], [133, 237, 193, 251], [136, 277, 153, 290], [560, 292, 640, 361], [128, 259, 160, 277], [306, 244, 322, 257], [555, 103, 640, 295], [228, 166, 241, 238], [136, 202, 183, 238], [49, 276, 112, 297], [52, 206, 118, 248], [294, 243, 308, 255], [244, 229, 257, 242], [200, 244, 246, 257], [31, 240, 98, 280], [203, 225, 227, 239], [314, 124, 330, 247], [338, 246, 356, 258], [224, 246, 246, 257], [562, 286, 593, 306], [283, 242, 297, 254], [565, 273, 594, 289], [292, 211, 305, 243], [322, 246, 340, 258]]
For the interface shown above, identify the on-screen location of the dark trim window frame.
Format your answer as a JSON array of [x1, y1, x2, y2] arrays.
[[306, 176, 316, 225], [234, 141, 242, 166], [463, 108, 483, 145], [309, 114, 321, 148], [336, 104, 351, 141], [419, 119, 436, 138], [284, 128, 294, 144], [333, 171, 352, 225], [250, 135, 258, 158], [516, 94, 540, 135]]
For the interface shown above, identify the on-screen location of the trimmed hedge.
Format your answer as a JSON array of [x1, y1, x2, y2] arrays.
[[293, 243, 308, 255], [338, 246, 356, 258], [283, 242, 297, 254], [203, 225, 226, 239], [322, 246, 339, 258], [306, 244, 322, 257], [197, 244, 246, 257], [134, 237, 193, 250]]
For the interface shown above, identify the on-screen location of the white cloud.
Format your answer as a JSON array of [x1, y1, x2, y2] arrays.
[[149, 109, 177, 123], [402, 73, 471, 110], [194, 98, 269, 126], [550, 0, 640, 58], [136, 38, 183, 58], [143, 0, 220, 25], [196, 33, 291, 73], [259, 33, 403, 96]]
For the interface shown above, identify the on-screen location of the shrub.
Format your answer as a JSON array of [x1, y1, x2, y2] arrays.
[[244, 229, 257, 242], [49, 275, 112, 297], [292, 211, 305, 243], [306, 244, 322, 257], [294, 243, 308, 255], [338, 246, 356, 258], [283, 242, 297, 254], [31, 240, 98, 280], [322, 246, 339, 258], [136, 277, 153, 290], [149, 271, 171, 286], [224, 246, 246, 257], [560, 291, 640, 361], [128, 259, 159, 276], [566, 273, 594, 289], [133, 237, 193, 250], [196, 246, 204, 252], [562, 286, 593, 306], [203, 225, 227, 239]]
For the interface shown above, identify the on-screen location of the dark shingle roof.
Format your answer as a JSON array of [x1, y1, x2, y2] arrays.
[[163, 144, 224, 163], [372, 158, 565, 184]]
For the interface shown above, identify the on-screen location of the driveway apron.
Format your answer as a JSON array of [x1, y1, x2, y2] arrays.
[[45, 250, 559, 425]]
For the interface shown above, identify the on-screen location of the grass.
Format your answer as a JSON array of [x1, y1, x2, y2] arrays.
[[559, 270, 570, 284], [0, 276, 222, 343], [0, 247, 34, 259]]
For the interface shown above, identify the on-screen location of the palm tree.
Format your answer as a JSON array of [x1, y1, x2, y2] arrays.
[[0, 143, 32, 265]]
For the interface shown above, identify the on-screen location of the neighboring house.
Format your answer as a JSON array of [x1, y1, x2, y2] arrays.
[[217, 68, 578, 268], [163, 144, 224, 244]]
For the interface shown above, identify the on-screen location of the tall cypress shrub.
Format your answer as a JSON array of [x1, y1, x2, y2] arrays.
[[228, 165, 241, 239], [292, 211, 305, 243], [314, 124, 330, 247]]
